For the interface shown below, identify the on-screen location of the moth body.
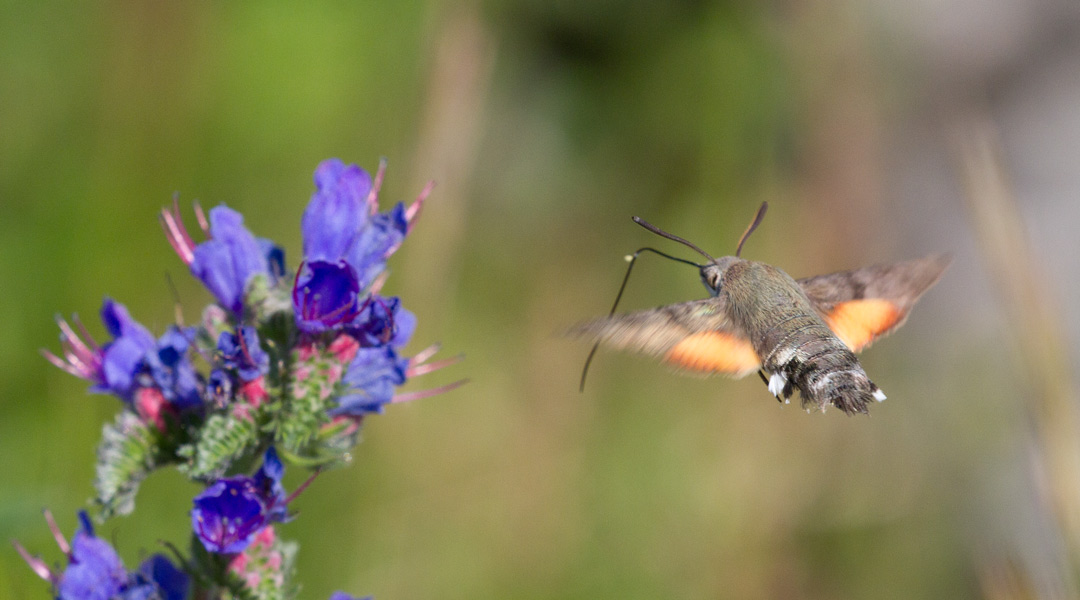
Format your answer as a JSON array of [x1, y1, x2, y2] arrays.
[[573, 206, 948, 416], [705, 258, 882, 414]]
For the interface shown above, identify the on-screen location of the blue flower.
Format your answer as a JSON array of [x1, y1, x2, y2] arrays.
[[207, 368, 233, 405], [301, 160, 372, 263], [46, 300, 206, 413], [98, 299, 158, 400], [348, 295, 416, 349], [144, 326, 203, 408], [332, 346, 409, 416], [252, 446, 288, 523], [127, 555, 189, 600], [293, 159, 415, 334], [58, 512, 128, 600], [258, 237, 287, 283], [292, 260, 362, 332], [15, 511, 189, 600], [217, 326, 269, 382], [329, 593, 373, 600], [44, 299, 155, 402], [348, 202, 407, 287], [191, 448, 289, 554], [190, 206, 270, 316]]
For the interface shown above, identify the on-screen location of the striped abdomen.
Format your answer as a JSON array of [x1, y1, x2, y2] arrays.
[[755, 311, 884, 415]]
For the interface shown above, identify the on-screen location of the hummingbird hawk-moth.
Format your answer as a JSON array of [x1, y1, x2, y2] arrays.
[[573, 203, 949, 415]]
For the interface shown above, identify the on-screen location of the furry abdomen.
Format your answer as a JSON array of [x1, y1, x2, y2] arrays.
[[763, 328, 881, 414], [726, 262, 882, 414]]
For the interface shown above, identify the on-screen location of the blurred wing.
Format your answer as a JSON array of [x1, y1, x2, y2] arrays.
[[571, 298, 760, 376], [798, 255, 950, 352]]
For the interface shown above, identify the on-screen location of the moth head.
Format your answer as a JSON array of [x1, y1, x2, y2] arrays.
[[700, 256, 737, 296]]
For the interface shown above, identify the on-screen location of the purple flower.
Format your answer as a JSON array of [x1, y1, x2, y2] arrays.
[[217, 326, 269, 382], [329, 593, 373, 600], [301, 160, 372, 263], [252, 446, 288, 523], [46, 300, 206, 414], [145, 326, 203, 408], [348, 295, 416, 349], [44, 299, 154, 402], [191, 448, 289, 554], [293, 159, 423, 334], [207, 368, 233, 405], [58, 512, 128, 600], [348, 202, 407, 286], [332, 346, 409, 416], [292, 260, 363, 332], [258, 237, 287, 284], [14, 511, 189, 600], [128, 555, 189, 600], [190, 206, 270, 316], [192, 479, 266, 554], [98, 300, 157, 400]]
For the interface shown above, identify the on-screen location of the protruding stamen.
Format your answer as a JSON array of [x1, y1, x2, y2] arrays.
[[56, 316, 92, 359], [40, 349, 73, 374], [406, 181, 434, 231], [409, 343, 442, 367], [407, 354, 463, 378], [71, 315, 99, 353], [284, 469, 321, 506], [43, 316, 103, 379], [392, 379, 468, 404], [44, 510, 70, 555], [193, 200, 209, 235], [160, 197, 197, 265], [12, 541, 54, 582], [367, 158, 388, 215], [368, 271, 389, 296]]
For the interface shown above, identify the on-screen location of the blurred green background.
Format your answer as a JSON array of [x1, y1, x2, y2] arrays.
[[4, 2, 1080, 598]]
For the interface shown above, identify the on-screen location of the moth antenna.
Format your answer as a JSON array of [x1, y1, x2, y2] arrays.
[[735, 201, 768, 258], [632, 217, 716, 262], [579, 247, 701, 392]]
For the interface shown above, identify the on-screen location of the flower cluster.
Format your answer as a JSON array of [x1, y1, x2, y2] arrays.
[[15, 511, 188, 600], [24, 159, 461, 600]]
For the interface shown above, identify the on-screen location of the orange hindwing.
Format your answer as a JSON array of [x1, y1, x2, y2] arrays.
[[824, 299, 902, 352], [664, 331, 760, 375]]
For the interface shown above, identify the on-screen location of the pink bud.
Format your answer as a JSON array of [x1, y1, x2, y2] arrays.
[[328, 334, 360, 364], [239, 377, 269, 407], [135, 388, 174, 431]]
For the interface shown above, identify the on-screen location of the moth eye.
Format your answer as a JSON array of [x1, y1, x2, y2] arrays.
[[701, 272, 722, 296]]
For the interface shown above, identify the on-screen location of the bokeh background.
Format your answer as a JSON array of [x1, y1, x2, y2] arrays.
[[3, 2, 1080, 598]]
